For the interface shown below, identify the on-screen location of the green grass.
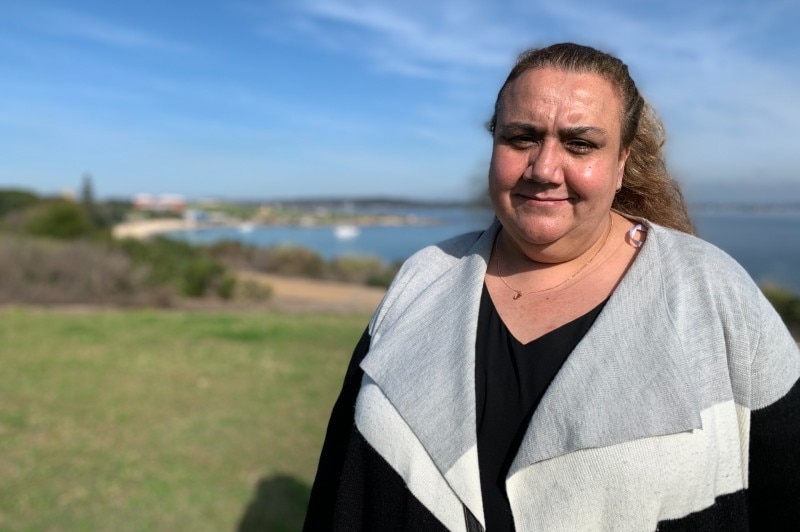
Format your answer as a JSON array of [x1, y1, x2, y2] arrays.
[[0, 308, 369, 531]]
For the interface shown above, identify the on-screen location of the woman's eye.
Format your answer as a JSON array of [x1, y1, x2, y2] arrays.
[[507, 135, 537, 148], [567, 140, 595, 154]]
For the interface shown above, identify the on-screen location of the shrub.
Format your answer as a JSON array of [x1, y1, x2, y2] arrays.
[[24, 200, 96, 239], [207, 239, 253, 268], [115, 236, 232, 299], [117, 236, 200, 286], [216, 275, 237, 300], [0, 235, 149, 305], [240, 244, 399, 287], [366, 261, 402, 288], [762, 284, 800, 337], [0, 189, 39, 219], [235, 278, 273, 302], [181, 259, 223, 297], [251, 245, 326, 278], [92, 199, 132, 229], [328, 255, 385, 284]]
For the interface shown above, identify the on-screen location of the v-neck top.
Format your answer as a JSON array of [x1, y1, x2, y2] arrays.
[[475, 284, 607, 532]]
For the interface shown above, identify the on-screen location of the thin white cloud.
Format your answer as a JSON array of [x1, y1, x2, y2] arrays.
[[263, 0, 799, 174], [4, 0, 798, 199], [530, 1, 800, 181], [20, 5, 193, 52], [275, 0, 518, 78]]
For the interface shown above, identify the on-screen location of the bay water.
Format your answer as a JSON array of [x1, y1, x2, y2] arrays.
[[169, 208, 800, 294]]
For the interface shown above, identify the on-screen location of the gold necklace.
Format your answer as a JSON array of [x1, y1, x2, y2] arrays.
[[495, 213, 613, 300]]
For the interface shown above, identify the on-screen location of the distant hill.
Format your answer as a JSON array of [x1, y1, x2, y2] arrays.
[[683, 179, 800, 207], [221, 196, 484, 210]]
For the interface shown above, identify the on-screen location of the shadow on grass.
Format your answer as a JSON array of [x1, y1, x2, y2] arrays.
[[237, 475, 311, 532]]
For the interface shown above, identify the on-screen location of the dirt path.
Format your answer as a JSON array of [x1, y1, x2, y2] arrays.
[[111, 219, 387, 313], [238, 271, 386, 313]]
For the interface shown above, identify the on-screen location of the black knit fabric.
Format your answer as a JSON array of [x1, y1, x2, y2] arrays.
[[304, 329, 372, 530], [304, 330, 800, 531], [656, 491, 748, 531], [304, 328, 449, 531], [475, 286, 606, 532], [748, 378, 800, 530], [332, 427, 450, 531]]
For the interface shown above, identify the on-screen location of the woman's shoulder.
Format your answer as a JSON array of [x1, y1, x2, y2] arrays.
[[635, 221, 798, 391], [368, 226, 495, 332], [387, 228, 488, 292], [640, 221, 778, 345], [645, 221, 754, 288], [404, 229, 487, 267], [646, 221, 728, 258]]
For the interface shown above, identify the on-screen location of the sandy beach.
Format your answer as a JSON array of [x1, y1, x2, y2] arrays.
[[112, 218, 191, 239]]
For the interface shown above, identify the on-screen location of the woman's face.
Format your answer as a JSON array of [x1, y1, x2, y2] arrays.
[[489, 67, 629, 260]]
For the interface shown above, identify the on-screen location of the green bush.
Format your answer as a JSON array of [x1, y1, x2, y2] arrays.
[[244, 245, 400, 287], [117, 236, 201, 285], [366, 261, 402, 288], [115, 236, 231, 299], [0, 235, 148, 305], [181, 259, 222, 297], [216, 274, 237, 300], [91, 199, 132, 229], [24, 200, 96, 239], [252, 245, 326, 278], [207, 239, 253, 268], [235, 278, 273, 302], [329, 255, 385, 284], [762, 284, 800, 337], [182, 259, 216, 297], [0, 189, 39, 219]]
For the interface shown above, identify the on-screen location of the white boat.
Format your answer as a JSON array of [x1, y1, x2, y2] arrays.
[[333, 224, 360, 240]]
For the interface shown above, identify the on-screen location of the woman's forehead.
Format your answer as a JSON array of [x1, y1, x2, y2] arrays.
[[498, 67, 622, 126]]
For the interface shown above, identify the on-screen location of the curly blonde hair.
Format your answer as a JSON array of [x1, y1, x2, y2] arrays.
[[488, 43, 695, 234]]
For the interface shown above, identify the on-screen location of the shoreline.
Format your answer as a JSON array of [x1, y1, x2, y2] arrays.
[[111, 214, 443, 240], [112, 218, 193, 239]]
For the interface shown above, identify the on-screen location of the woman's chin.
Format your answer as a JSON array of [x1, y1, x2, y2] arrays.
[[502, 219, 567, 247], [505, 229, 565, 252]]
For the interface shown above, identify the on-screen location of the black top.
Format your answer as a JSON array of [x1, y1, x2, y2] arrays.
[[305, 291, 799, 531], [475, 285, 607, 532]]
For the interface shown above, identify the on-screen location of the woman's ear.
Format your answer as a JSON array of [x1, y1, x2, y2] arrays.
[[617, 147, 631, 190]]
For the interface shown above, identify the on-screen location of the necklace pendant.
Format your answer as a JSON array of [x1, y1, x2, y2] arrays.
[[513, 291, 522, 300]]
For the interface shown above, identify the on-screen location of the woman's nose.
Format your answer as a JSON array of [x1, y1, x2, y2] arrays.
[[524, 139, 563, 184]]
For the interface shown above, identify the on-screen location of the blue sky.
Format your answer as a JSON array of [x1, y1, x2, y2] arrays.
[[2, 0, 799, 202]]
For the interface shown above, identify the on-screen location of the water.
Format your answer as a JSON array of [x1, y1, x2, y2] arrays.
[[168, 208, 800, 293], [692, 211, 800, 293], [175, 207, 495, 264]]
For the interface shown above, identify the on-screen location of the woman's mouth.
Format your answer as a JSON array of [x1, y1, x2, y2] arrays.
[[516, 193, 571, 204]]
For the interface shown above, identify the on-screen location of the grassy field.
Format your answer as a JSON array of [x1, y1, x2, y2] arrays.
[[0, 307, 369, 531]]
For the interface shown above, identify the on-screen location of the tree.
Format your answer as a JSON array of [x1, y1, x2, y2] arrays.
[[0, 189, 39, 219], [81, 172, 95, 209], [25, 200, 95, 239], [81, 172, 106, 227]]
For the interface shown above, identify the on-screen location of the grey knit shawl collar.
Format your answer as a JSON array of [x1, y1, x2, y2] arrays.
[[360, 219, 701, 513]]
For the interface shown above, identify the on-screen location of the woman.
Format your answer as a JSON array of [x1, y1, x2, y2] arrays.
[[304, 43, 799, 531]]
